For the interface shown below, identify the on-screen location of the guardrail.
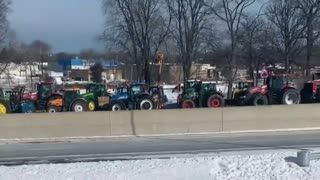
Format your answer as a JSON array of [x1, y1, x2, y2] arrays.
[[0, 104, 320, 140]]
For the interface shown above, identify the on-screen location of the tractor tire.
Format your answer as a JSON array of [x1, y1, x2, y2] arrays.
[[110, 101, 126, 111], [282, 89, 300, 105], [47, 105, 61, 113], [0, 100, 9, 114], [182, 99, 196, 109], [207, 94, 225, 108], [139, 98, 154, 110], [252, 95, 268, 106], [71, 100, 88, 112]]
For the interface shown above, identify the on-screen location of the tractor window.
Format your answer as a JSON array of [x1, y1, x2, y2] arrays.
[[203, 84, 216, 92], [116, 87, 127, 94], [131, 85, 144, 95], [39, 84, 54, 99], [240, 82, 252, 89], [185, 82, 196, 89], [271, 77, 285, 89]]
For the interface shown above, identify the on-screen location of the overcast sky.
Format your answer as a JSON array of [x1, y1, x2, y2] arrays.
[[9, 0, 105, 53]]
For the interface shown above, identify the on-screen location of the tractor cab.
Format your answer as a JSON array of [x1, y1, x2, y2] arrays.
[[149, 85, 168, 109], [237, 80, 254, 90], [87, 83, 109, 97], [265, 75, 294, 91], [0, 88, 3, 99], [36, 81, 59, 101], [232, 80, 254, 100]]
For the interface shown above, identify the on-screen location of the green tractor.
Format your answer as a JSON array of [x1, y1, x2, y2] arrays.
[[47, 83, 111, 112], [46, 87, 90, 112], [177, 80, 225, 109], [0, 86, 37, 114], [83, 83, 111, 111]]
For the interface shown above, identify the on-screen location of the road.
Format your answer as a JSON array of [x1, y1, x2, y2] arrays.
[[1, 130, 320, 165]]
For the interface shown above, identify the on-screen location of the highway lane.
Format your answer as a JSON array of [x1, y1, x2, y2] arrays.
[[1, 130, 320, 165]]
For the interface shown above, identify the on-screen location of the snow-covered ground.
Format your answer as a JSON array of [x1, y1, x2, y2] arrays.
[[1, 151, 320, 180]]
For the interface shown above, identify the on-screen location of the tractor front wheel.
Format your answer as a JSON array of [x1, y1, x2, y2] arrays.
[[252, 94, 268, 106], [71, 100, 88, 112], [282, 89, 300, 105], [207, 95, 224, 108], [0, 100, 8, 114], [47, 105, 61, 113], [110, 101, 126, 111], [182, 99, 195, 109], [88, 101, 96, 111]]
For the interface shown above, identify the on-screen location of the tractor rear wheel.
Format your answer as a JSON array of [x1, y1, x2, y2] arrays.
[[182, 99, 195, 109], [139, 98, 154, 110], [71, 100, 88, 112], [207, 95, 224, 108], [0, 100, 8, 114], [282, 89, 300, 105], [252, 95, 268, 106]]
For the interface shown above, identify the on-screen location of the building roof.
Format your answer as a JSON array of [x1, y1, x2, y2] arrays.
[[58, 58, 124, 69], [92, 59, 124, 69]]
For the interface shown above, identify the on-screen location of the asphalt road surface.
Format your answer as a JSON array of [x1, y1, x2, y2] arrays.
[[1, 130, 320, 165]]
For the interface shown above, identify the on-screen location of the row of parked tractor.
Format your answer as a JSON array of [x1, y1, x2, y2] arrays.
[[177, 72, 320, 109], [0, 81, 168, 114], [0, 71, 319, 114]]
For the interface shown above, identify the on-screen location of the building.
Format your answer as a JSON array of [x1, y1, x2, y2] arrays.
[[48, 57, 124, 81], [0, 62, 48, 88]]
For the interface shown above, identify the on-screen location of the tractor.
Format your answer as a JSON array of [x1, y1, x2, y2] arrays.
[[110, 83, 154, 111], [46, 87, 90, 112], [300, 73, 320, 103], [232, 80, 254, 99], [177, 80, 225, 109], [46, 83, 112, 113], [0, 86, 36, 114], [239, 75, 300, 106], [83, 83, 112, 111], [149, 85, 168, 109]]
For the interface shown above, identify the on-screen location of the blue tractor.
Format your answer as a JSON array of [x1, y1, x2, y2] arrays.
[[110, 83, 154, 111]]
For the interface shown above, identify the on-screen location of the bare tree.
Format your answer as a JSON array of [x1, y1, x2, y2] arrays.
[[0, 0, 11, 76], [166, 0, 209, 81], [296, 0, 320, 76], [102, 0, 171, 84], [207, 0, 257, 98], [238, 14, 264, 84], [266, 0, 307, 72], [29, 40, 52, 78]]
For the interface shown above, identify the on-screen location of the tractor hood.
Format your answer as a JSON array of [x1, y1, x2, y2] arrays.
[[248, 85, 268, 95], [112, 93, 128, 100]]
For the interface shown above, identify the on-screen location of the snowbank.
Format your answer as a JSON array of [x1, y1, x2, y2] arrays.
[[1, 151, 320, 180]]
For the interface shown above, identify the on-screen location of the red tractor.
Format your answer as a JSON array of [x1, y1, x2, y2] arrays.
[[300, 73, 320, 104], [239, 74, 300, 106]]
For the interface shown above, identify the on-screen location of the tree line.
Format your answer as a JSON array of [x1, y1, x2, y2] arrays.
[[102, 0, 320, 97]]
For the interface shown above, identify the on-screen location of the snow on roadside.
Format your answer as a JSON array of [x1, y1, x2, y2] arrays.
[[1, 151, 320, 180]]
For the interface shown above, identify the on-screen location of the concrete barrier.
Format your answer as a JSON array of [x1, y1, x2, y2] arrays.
[[222, 104, 320, 132], [0, 112, 111, 139], [133, 108, 223, 135], [1, 104, 320, 140]]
